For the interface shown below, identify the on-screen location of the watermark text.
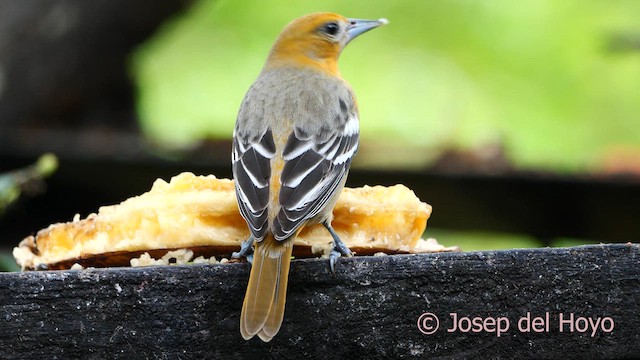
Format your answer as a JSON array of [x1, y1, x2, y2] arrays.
[[417, 312, 615, 337]]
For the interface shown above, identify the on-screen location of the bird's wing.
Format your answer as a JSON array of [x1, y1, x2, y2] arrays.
[[273, 114, 359, 241], [232, 128, 276, 241]]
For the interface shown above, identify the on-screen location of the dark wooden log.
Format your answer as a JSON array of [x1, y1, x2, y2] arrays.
[[1, 244, 638, 359]]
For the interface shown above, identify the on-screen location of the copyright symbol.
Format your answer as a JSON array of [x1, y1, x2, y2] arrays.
[[417, 312, 439, 335]]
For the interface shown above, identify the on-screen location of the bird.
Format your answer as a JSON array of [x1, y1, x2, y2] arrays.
[[231, 12, 388, 342]]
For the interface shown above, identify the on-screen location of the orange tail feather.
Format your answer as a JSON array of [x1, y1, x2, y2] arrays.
[[240, 235, 293, 341]]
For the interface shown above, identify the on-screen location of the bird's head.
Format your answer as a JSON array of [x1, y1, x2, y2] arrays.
[[265, 12, 388, 75]]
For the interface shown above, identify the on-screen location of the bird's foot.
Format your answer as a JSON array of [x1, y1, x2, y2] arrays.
[[323, 221, 353, 274], [329, 246, 352, 274], [232, 236, 255, 264]]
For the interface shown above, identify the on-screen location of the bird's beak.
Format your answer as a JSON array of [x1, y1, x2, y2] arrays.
[[346, 18, 389, 43]]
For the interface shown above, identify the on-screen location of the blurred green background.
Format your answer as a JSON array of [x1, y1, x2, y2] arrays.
[[133, 0, 640, 172]]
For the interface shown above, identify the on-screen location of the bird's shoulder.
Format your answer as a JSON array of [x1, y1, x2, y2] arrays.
[[235, 67, 358, 146]]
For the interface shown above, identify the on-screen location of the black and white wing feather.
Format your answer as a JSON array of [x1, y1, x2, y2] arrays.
[[232, 128, 276, 241], [274, 114, 359, 241]]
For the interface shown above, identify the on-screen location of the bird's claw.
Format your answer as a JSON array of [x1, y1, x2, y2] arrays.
[[325, 222, 352, 274], [232, 236, 255, 264], [329, 244, 352, 274]]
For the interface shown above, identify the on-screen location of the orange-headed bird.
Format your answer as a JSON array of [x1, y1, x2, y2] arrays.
[[232, 12, 388, 342]]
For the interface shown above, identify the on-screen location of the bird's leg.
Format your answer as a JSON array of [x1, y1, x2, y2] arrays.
[[323, 221, 352, 273], [232, 235, 255, 264]]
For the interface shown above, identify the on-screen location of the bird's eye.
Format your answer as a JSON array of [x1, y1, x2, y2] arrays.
[[322, 22, 339, 37]]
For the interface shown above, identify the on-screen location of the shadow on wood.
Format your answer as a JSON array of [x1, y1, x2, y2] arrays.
[[1, 244, 638, 359]]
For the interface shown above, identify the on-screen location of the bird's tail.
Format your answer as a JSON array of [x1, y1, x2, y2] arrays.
[[240, 234, 293, 342]]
